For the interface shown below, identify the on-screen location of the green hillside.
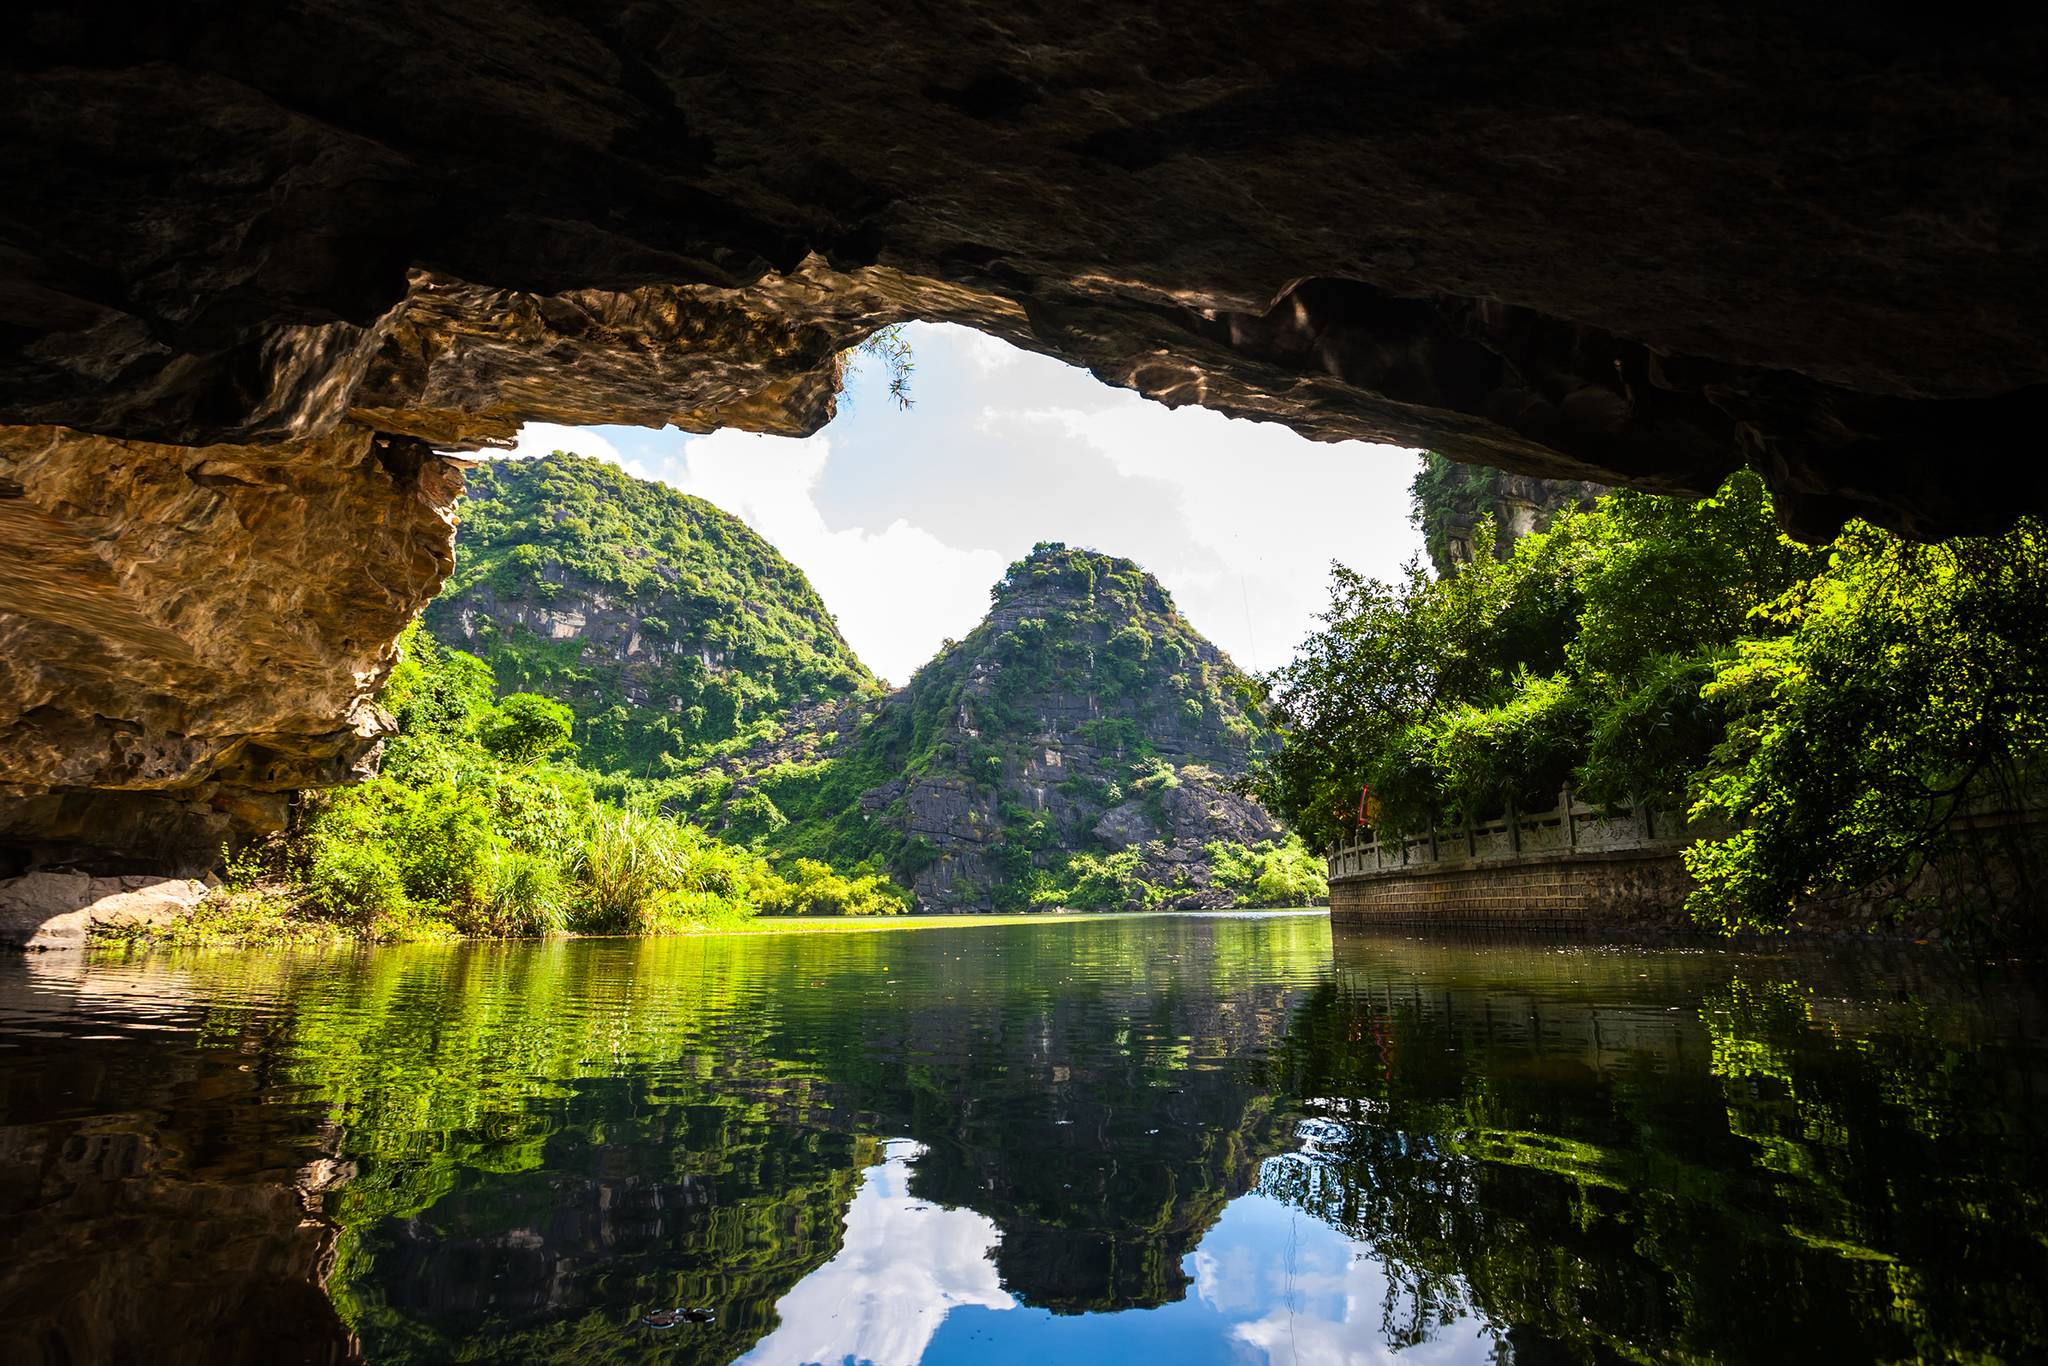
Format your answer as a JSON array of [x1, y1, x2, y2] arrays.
[[426, 452, 876, 773], [665, 543, 1325, 912]]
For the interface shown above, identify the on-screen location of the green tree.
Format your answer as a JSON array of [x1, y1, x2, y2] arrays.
[[479, 692, 575, 765], [1684, 519, 2048, 931], [1258, 465, 2047, 935]]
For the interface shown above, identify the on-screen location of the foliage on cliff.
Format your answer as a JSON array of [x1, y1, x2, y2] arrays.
[[1409, 450, 1604, 576], [426, 452, 876, 774], [1255, 473, 2048, 933], [1408, 452, 1500, 574], [158, 624, 905, 944], [657, 543, 1322, 911]]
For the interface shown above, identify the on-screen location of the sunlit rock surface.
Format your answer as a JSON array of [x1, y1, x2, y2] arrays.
[[0, 872, 209, 950], [4, 4, 2046, 861], [0, 424, 460, 869]]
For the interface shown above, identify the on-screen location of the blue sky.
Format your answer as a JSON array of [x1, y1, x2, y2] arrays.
[[731, 1140, 1497, 1366], [496, 323, 1423, 683]]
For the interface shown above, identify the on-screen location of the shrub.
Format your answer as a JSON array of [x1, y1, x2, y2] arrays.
[[760, 858, 911, 916], [1051, 849, 1164, 911], [1424, 672, 1588, 820], [384, 783, 497, 910], [571, 807, 693, 933], [478, 847, 571, 936], [479, 693, 575, 765], [722, 788, 789, 841], [1206, 837, 1329, 906], [306, 835, 410, 927]]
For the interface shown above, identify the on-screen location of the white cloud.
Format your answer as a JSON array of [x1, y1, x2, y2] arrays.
[[487, 421, 647, 478], [953, 327, 1026, 375], [737, 1140, 1013, 1366], [1199, 1189, 1498, 1366], [660, 429, 1006, 685]]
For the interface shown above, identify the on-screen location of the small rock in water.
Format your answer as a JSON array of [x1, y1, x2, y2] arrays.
[[643, 1308, 716, 1328]]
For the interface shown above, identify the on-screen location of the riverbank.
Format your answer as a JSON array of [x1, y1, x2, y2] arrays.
[[78, 880, 851, 952], [72, 881, 1330, 953]]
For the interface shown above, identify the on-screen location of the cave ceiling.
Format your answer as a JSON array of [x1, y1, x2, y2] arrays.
[[5, 2, 2045, 539], [3, 2, 2045, 865]]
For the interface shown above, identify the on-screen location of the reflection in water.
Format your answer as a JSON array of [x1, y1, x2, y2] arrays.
[[1267, 939, 2048, 1363], [0, 916, 2043, 1364], [737, 1140, 1010, 1366]]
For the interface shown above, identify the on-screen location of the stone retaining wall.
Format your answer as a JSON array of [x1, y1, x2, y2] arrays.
[[1328, 847, 1696, 931]]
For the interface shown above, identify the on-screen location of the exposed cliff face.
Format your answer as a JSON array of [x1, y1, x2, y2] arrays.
[[721, 545, 1290, 911], [4, 5, 2047, 864], [0, 424, 460, 872], [423, 453, 874, 772], [1411, 452, 1606, 576]]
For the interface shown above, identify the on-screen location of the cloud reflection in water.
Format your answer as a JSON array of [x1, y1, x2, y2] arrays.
[[739, 1133, 1497, 1366], [737, 1139, 1014, 1366]]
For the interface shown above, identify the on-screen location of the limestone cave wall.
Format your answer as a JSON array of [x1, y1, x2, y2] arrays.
[[3, 2, 2046, 866]]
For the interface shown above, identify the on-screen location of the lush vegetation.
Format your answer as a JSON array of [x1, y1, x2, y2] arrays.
[[426, 453, 877, 774], [1255, 466, 2048, 933], [1270, 946, 2048, 1363], [647, 543, 1322, 911], [152, 624, 906, 944]]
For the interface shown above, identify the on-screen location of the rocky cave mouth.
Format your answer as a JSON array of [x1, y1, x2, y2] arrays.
[[4, 3, 2047, 872]]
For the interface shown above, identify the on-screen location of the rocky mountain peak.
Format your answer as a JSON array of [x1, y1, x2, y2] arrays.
[[424, 452, 875, 773], [695, 541, 1319, 913]]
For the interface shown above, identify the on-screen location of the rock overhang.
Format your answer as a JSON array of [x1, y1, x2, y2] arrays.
[[3, 1, 2046, 867]]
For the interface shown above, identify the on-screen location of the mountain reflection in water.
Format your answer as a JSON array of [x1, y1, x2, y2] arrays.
[[0, 913, 2043, 1365]]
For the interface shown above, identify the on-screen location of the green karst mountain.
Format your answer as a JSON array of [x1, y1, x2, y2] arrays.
[[667, 543, 1325, 911], [426, 453, 877, 774], [424, 458, 1319, 914], [1410, 450, 1605, 577]]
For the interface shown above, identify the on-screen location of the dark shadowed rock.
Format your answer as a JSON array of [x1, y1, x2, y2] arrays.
[[4, 4, 2046, 861], [5, 4, 2046, 535]]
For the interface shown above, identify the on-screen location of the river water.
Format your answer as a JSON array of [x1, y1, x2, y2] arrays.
[[0, 912, 2043, 1364]]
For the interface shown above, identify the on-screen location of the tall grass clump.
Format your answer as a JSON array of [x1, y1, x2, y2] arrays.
[[570, 806, 695, 932], [480, 847, 571, 936]]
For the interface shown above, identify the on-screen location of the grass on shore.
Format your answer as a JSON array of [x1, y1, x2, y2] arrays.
[[93, 890, 1326, 952]]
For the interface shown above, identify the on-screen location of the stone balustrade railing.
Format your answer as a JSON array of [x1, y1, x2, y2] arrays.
[[1328, 788, 1697, 881]]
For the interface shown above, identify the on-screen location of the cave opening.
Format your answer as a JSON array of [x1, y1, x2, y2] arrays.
[[4, 3, 2046, 922], [479, 320, 1426, 688]]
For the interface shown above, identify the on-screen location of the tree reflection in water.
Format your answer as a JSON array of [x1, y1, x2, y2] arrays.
[[1266, 939, 2048, 1363], [0, 919, 2043, 1365]]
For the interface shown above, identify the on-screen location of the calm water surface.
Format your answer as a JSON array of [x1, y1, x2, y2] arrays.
[[1, 912, 2044, 1364]]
